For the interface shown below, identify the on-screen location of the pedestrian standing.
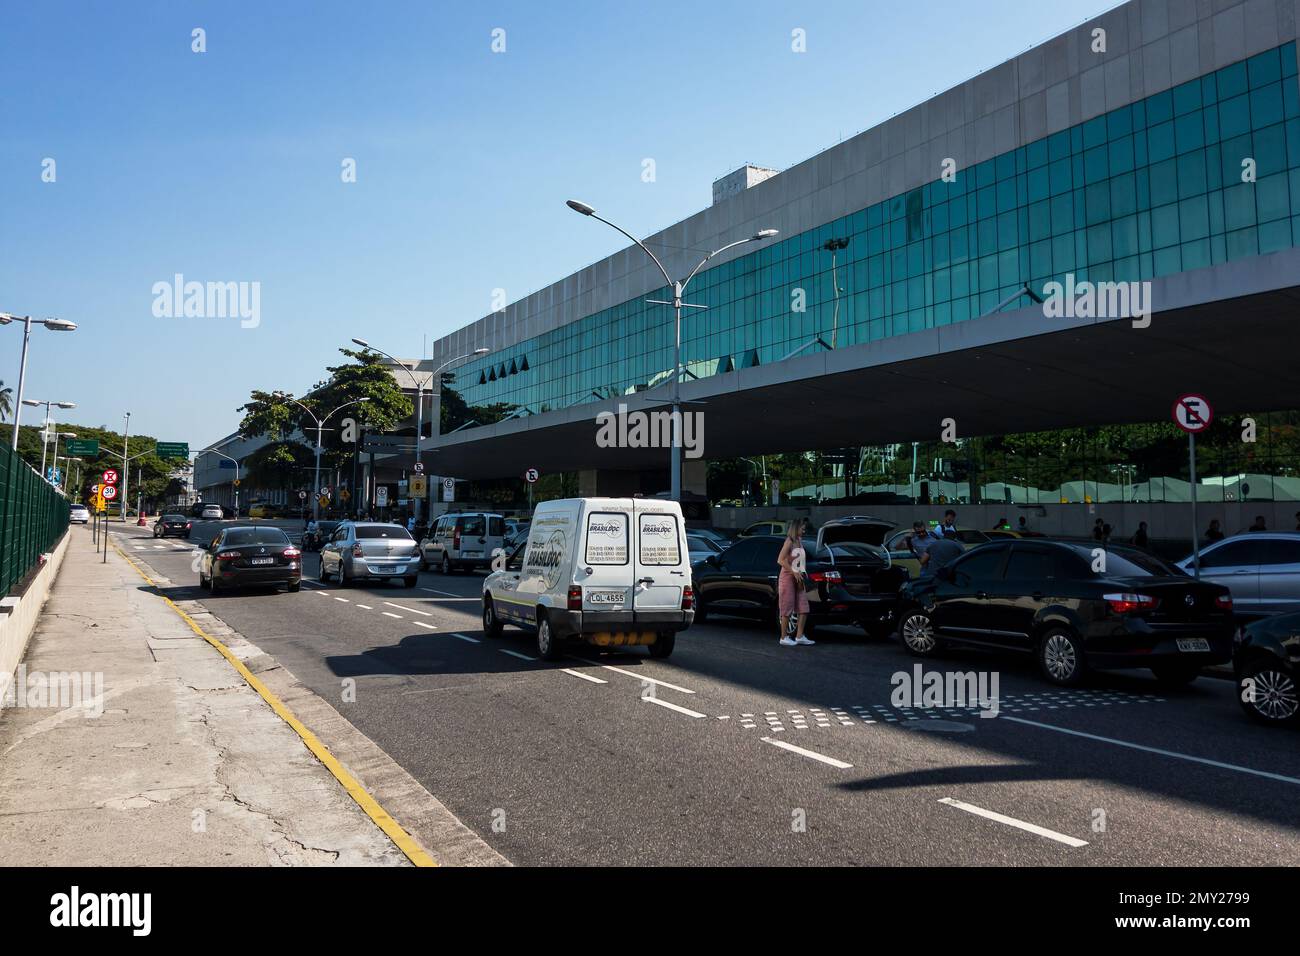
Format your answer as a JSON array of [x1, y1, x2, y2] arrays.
[[922, 531, 964, 573], [1131, 521, 1149, 549], [1092, 518, 1104, 542], [1249, 515, 1267, 532], [1205, 519, 1225, 543], [940, 509, 958, 536], [777, 518, 814, 647]]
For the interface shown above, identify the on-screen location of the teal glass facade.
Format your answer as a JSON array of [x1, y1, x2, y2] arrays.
[[451, 42, 1300, 429]]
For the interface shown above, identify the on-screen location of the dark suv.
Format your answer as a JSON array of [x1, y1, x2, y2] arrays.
[[691, 534, 907, 637], [1233, 610, 1300, 725], [898, 539, 1235, 687]]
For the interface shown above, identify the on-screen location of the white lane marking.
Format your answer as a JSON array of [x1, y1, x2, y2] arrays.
[[335, 597, 349, 602], [760, 737, 853, 769], [644, 697, 706, 719], [1003, 715, 1300, 788], [301, 581, 326, 588], [420, 587, 462, 597], [315, 590, 330, 596], [450, 632, 480, 644], [500, 649, 538, 662], [938, 797, 1089, 848], [356, 604, 373, 610], [384, 602, 432, 616], [561, 668, 607, 684], [568, 657, 696, 695], [418, 597, 479, 602], [153, 545, 165, 550], [382, 612, 403, 619]]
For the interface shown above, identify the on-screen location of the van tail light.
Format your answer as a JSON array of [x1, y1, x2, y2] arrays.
[[353, 543, 364, 558], [217, 551, 241, 561], [454, 528, 461, 549], [1215, 594, 1233, 611], [809, 570, 842, 584], [185, 522, 192, 530], [567, 586, 583, 611], [283, 547, 301, 558], [1103, 592, 1158, 614], [682, 585, 694, 610]]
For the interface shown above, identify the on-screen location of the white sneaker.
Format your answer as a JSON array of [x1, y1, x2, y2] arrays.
[[779, 637, 797, 646], [795, 636, 816, 645]]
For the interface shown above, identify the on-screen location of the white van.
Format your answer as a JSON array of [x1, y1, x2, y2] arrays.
[[420, 512, 506, 573], [481, 497, 694, 660]]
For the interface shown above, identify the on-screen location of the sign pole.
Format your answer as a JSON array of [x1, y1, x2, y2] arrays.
[[1189, 432, 1199, 580]]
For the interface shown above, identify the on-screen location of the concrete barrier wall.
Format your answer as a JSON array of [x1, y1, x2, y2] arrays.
[[0, 530, 71, 685]]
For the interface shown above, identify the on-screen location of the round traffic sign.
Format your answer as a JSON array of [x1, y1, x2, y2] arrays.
[[101, 485, 118, 500], [298, 490, 307, 500], [102, 469, 118, 484], [1172, 394, 1213, 433], [524, 468, 539, 483], [413, 462, 424, 474], [320, 487, 330, 497], [442, 477, 454, 490]]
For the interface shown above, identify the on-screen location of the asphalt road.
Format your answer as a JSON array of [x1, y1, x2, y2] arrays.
[[104, 519, 1300, 866]]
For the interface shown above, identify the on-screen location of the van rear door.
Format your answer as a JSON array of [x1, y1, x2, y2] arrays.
[[633, 503, 686, 614], [580, 506, 634, 611]]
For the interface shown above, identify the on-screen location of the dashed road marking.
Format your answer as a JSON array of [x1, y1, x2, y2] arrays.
[[356, 604, 373, 610], [385, 602, 432, 616], [450, 633, 480, 644], [644, 697, 706, 719], [561, 668, 607, 684], [760, 737, 853, 769], [568, 658, 696, 695], [500, 649, 538, 662], [938, 797, 1088, 848], [382, 612, 403, 619]]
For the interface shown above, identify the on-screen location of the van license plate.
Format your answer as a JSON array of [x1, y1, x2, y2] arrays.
[[588, 590, 625, 605], [1177, 638, 1211, 652]]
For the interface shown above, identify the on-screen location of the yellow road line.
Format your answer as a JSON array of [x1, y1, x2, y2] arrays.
[[112, 542, 437, 867]]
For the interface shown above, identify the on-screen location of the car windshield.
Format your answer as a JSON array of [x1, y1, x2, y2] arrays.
[[356, 526, 413, 540], [223, 528, 290, 547], [162, 514, 185, 521], [1066, 543, 1183, 577]]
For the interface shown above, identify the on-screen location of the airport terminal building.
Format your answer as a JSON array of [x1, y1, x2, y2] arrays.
[[213, 0, 1300, 539]]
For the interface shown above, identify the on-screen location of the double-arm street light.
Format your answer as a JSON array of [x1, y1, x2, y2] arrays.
[[350, 339, 489, 525], [50, 432, 76, 490], [21, 398, 77, 478], [566, 200, 777, 501], [275, 393, 371, 519], [1, 312, 77, 451]]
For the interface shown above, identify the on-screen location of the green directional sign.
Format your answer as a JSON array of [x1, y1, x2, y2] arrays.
[[65, 438, 99, 457], [155, 442, 189, 459]]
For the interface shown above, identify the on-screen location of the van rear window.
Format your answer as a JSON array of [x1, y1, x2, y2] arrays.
[[638, 513, 681, 565], [461, 516, 486, 536], [584, 512, 628, 565]]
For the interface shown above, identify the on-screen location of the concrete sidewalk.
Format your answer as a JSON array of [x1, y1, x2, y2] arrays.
[[0, 527, 410, 866]]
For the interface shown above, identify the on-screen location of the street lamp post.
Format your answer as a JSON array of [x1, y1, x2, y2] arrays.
[[50, 432, 76, 490], [21, 399, 76, 478], [198, 448, 242, 514], [566, 200, 777, 501], [0, 312, 77, 451], [350, 340, 489, 526], [121, 412, 131, 521], [277, 395, 371, 520]]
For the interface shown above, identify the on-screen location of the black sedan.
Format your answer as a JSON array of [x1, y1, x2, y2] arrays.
[[153, 513, 192, 538], [1234, 611, 1300, 725], [898, 539, 1235, 687], [692, 535, 907, 637], [198, 526, 302, 594]]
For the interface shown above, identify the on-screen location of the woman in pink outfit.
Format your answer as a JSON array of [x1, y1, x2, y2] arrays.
[[776, 518, 814, 646]]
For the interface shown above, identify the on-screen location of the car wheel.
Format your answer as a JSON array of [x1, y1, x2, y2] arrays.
[[537, 612, 562, 661], [482, 598, 503, 638], [648, 631, 675, 658], [441, 554, 452, 575], [339, 563, 352, 588], [900, 609, 940, 656], [318, 559, 331, 583], [1238, 659, 1299, 725], [1038, 627, 1087, 687], [287, 581, 301, 593], [1150, 662, 1202, 687], [210, 574, 222, 595]]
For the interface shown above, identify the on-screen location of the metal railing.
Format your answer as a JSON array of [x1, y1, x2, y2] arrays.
[[0, 440, 70, 597]]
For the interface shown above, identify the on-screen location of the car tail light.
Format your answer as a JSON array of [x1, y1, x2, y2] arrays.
[[185, 522, 192, 529], [682, 585, 694, 610], [353, 543, 364, 558], [568, 586, 582, 611], [1103, 592, 1158, 613], [1215, 594, 1233, 611], [283, 547, 300, 558], [809, 570, 842, 584], [217, 551, 241, 561]]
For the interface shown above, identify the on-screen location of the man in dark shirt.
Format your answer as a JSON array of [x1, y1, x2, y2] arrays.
[[923, 535, 964, 573]]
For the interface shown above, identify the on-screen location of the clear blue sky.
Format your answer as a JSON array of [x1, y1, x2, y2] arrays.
[[1, 0, 1115, 448]]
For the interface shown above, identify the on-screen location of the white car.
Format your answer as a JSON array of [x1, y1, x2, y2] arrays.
[[481, 497, 694, 660], [68, 504, 90, 524], [200, 504, 224, 520]]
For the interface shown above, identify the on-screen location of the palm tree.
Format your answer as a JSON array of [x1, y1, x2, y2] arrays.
[[0, 380, 12, 424]]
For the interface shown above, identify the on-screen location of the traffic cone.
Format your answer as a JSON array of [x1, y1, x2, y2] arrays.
[[136, 514, 147, 526]]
